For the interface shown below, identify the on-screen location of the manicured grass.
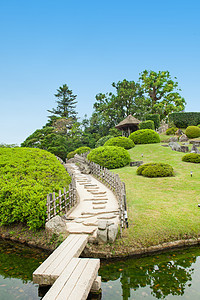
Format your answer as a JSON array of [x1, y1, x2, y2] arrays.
[[114, 143, 200, 248]]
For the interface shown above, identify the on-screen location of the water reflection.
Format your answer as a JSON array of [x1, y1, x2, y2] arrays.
[[100, 247, 200, 299], [0, 239, 48, 300]]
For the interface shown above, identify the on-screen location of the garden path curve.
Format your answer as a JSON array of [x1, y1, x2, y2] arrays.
[[64, 163, 120, 241]]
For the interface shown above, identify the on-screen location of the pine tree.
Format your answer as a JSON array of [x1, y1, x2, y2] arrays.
[[48, 84, 77, 120]]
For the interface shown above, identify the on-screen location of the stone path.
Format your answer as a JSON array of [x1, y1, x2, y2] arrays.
[[65, 163, 120, 241]]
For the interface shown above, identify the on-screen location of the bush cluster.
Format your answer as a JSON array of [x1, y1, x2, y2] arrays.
[[87, 146, 131, 169], [137, 163, 174, 177], [185, 126, 200, 139], [182, 153, 200, 163], [67, 146, 91, 159], [129, 129, 160, 144], [169, 112, 200, 128], [95, 135, 114, 148], [166, 127, 178, 135], [139, 120, 155, 130], [104, 136, 135, 149], [0, 148, 71, 230], [145, 114, 160, 129]]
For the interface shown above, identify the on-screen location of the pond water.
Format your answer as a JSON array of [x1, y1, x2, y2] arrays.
[[1, 239, 200, 300]]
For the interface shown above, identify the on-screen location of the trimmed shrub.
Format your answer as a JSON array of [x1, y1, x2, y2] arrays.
[[104, 136, 135, 149], [74, 146, 91, 155], [67, 151, 76, 159], [139, 120, 155, 130], [169, 112, 200, 128], [166, 127, 178, 135], [182, 153, 200, 163], [197, 124, 200, 128], [185, 126, 200, 139], [87, 146, 131, 169], [0, 148, 71, 230], [145, 114, 160, 129], [137, 163, 174, 177], [129, 129, 160, 144], [95, 135, 114, 148]]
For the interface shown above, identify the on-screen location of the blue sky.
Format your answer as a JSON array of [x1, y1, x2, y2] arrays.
[[1, 0, 200, 145]]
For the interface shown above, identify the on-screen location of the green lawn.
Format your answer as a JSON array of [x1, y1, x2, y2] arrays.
[[114, 143, 200, 248]]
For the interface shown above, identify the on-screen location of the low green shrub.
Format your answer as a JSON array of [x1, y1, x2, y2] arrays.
[[0, 148, 71, 230], [182, 153, 200, 163], [104, 136, 135, 149], [137, 163, 174, 177], [74, 146, 91, 155], [95, 135, 114, 148], [67, 151, 76, 159], [185, 126, 200, 139], [139, 120, 155, 130], [166, 127, 178, 135], [129, 129, 160, 144], [87, 146, 131, 169], [145, 114, 160, 129], [197, 124, 200, 128]]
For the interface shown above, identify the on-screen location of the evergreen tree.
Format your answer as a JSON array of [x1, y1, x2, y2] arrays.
[[48, 84, 78, 120]]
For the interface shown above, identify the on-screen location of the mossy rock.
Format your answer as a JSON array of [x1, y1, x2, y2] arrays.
[[137, 163, 174, 177], [87, 146, 131, 169], [104, 136, 135, 149], [182, 153, 200, 163], [129, 129, 160, 144]]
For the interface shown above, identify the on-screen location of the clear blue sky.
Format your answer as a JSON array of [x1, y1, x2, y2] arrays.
[[1, 0, 200, 145]]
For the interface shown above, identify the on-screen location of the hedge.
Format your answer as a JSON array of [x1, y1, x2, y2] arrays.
[[169, 112, 200, 128], [145, 114, 160, 129], [87, 146, 131, 169], [0, 148, 71, 230], [139, 120, 155, 130]]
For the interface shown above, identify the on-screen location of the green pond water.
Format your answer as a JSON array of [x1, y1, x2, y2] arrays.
[[1, 239, 200, 300]]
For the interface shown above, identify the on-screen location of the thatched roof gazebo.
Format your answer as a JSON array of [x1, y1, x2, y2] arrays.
[[115, 114, 141, 136]]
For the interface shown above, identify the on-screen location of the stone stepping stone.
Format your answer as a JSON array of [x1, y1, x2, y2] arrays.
[[81, 210, 118, 216], [92, 201, 107, 205], [90, 191, 106, 195], [67, 226, 96, 234], [92, 206, 106, 210], [82, 221, 98, 226], [97, 215, 117, 220], [84, 184, 98, 187]]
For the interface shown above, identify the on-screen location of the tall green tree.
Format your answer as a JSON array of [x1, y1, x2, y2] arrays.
[[139, 70, 186, 120], [48, 84, 78, 120]]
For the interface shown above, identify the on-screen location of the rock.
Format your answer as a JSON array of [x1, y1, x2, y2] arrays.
[[179, 134, 188, 142], [98, 220, 107, 230], [97, 228, 107, 243], [108, 224, 118, 243], [169, 136, 178, 142], [168, 142, 181, 151], [45, 215, 67, 235], [180, 145, 189, 153], [190, 144, 200, 154], [175, 128, 183, 136]]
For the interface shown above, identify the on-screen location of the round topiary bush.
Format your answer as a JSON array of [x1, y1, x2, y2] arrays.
[[95, 135, 114, 148], [129, 129, 160, 144], [104, 136, 135, 149], [137, 163, 174, 177], [182, 153, 200, 163], [67, 150, 76, 159], [75, 146, 91, 155], [185, 126, 200, 139], [87, 146, 131, 169], [166, 127, 178, 135]]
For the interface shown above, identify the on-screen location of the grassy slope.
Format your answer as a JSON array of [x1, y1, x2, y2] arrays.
[[113, 143, 200, 248]]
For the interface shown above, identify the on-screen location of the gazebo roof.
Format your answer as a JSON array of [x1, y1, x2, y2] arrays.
[[115, 115, 141, 129]]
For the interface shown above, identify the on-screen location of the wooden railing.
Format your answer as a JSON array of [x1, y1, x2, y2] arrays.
[[46, 175, 77, 221], [74, 154, 128, 231]]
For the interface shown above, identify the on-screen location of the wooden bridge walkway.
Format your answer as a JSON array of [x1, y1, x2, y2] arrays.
[[33, 234, 100, 299]]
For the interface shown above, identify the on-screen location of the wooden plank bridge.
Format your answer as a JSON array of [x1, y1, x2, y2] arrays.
[[33, 234, 100, 299]]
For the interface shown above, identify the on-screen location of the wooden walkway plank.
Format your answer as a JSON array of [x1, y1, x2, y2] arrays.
[[33, 234, 88, 285], [42, 258, 100, 300]]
